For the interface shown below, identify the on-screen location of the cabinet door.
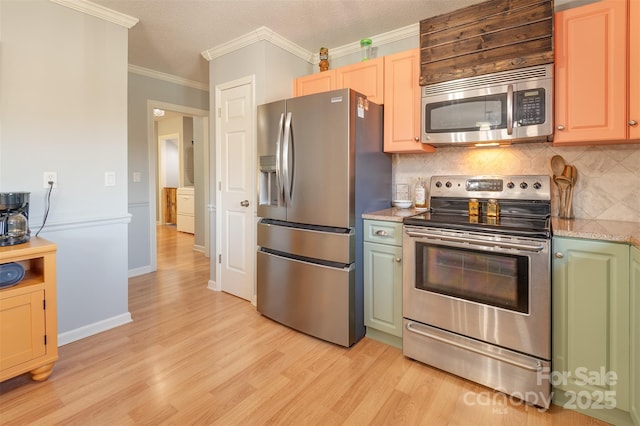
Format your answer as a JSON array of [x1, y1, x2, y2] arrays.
[[552, 237, 630, 411], [335, 57, 384, 104], [293, 70, 336, 97], [554, 0, 628, 144], [630, 0, 640, 140], [363, 241, 402, 338], [163, 187, 177, 224], [383, 49, 435, 154], [0, 290, 46, 371], [631, 245, 640, 424]]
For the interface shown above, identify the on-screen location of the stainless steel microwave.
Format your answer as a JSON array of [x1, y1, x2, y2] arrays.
[[421, 64, 553, 146]]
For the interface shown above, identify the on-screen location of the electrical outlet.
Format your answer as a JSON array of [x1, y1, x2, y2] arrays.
[[43, 172, 57, 188]]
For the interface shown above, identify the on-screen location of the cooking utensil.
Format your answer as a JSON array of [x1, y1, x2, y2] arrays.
[[566, 166, 578, 218], [550, 155, 566, 177]]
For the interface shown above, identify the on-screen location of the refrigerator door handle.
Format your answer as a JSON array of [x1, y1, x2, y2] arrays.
[[282, 112, 293, 205], [275, 112, 285, 202]]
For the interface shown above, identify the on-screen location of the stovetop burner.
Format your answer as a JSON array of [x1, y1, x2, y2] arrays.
[[403, 175, 551, 238]]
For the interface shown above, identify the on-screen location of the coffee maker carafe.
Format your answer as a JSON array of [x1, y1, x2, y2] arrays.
[[0, 192, 30, 246]]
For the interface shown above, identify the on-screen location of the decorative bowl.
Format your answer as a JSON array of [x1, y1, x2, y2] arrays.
[[392, 200, 413, 209]]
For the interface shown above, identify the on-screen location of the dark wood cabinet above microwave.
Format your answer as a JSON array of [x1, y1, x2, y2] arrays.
[[419, 0, 554, 86]]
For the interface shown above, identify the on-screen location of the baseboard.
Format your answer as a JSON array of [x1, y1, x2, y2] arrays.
[[128, 265, 153, 278], [552, 390, 635, 426], [207, 279, 220, 291], [365, 328, 402, 349], [193, 244, 206, 254], [58, 313, 133, 346]]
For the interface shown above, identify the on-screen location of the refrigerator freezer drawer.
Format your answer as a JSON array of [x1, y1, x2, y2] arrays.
[[257, 219, 353, 264], [257, 250, 355, 347]]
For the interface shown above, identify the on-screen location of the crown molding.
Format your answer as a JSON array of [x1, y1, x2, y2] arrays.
[[50, 0, 139, 28], [128, 65, 209, 92], [317, 23, 419, 63], [201, 26, 314, 63], [202, 23, 418, 65]]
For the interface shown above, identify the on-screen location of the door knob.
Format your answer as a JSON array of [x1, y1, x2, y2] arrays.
[[555, 252, 564, 258], [395, 257, 402, 263], [556, 125, 565, 130], [629, 120, 638, 126], [240, 200, 249, 207]]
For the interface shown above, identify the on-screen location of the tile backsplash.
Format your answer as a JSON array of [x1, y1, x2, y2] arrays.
[[393, 142, 640, 222]]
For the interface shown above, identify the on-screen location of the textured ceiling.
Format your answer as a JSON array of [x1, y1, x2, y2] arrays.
[[88, 0, 489, 86]]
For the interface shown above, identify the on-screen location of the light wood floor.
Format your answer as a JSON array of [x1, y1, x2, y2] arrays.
[[0, 225, 607, 425]]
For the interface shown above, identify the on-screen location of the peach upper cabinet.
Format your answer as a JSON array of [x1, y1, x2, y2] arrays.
[[383, 49, 434, 153], [554, 0, 639, 145], [334, 57, 384, 105], [294, 58, 384, 105], [294, 70, 336, 97]]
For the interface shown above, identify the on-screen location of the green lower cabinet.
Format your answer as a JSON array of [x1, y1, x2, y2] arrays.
[[631, 246, 640, 425], [552, 236, 637, 425], [363, 220, 403, 349]]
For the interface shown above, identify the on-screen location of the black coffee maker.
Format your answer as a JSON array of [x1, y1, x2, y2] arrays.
[[0, 192, 30, 246]]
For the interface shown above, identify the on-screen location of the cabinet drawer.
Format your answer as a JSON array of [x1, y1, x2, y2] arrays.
[[177, 195, 194, 215], [364, 220, 402, 246], [176, 214, 194, 234]]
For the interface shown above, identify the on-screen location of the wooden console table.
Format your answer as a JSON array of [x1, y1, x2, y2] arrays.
[[0, 238, 57, 382]]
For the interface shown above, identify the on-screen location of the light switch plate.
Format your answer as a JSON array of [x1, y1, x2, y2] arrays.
[[105, 171, 116, 187]]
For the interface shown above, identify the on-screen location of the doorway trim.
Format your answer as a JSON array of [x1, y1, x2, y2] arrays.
[[146, 100, 210, 272]]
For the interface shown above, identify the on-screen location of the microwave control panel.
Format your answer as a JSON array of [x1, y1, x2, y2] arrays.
[[515, 88, 545, 126]]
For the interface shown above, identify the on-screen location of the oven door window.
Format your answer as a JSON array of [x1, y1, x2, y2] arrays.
[[415, 243, 529, 313], [425, 93, 507, 133]]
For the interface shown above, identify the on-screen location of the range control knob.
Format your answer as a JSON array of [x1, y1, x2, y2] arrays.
[[507, 181, 515, 189], [533, 181, 542, 190], [445, 181, 452, 188], [435, 181, 442, 188], [520, 182, 528, 189]]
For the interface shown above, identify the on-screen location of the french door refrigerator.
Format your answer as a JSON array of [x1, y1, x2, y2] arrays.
[[256, 88, 391, 347]]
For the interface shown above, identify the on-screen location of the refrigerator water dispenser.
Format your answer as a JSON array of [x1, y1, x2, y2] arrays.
[[259, 155, 278, 207]]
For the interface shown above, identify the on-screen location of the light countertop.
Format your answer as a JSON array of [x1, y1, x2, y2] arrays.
[[551, 217, 640, 249], [363, 208, 640, 249], [362, 207, 424, 223]]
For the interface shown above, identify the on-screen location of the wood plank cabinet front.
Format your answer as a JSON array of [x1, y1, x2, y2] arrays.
[[554, 0, 639, 145], [383, 49, 435, 153], [0, 238, 57, 382]]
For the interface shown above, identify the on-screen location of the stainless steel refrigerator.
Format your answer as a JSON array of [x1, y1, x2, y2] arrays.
[[256, 88, 391, 347]]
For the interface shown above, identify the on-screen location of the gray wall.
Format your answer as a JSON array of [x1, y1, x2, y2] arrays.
[[208, 40, 310, 283], [127, 72, 208, 274], [0, 0, 130, 342]]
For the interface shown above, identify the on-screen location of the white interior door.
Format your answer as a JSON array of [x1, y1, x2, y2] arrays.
[[216, 77, 255, 302]]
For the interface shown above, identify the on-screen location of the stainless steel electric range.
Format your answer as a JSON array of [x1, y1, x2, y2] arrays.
[[402, 175, 552, 408]]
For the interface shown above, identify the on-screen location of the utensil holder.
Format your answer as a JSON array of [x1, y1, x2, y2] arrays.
[[559, 183, 574, 219]]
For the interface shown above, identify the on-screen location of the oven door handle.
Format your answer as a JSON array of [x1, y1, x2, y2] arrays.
[[405, 322, 543, 372], [405, 230, 545, 252]]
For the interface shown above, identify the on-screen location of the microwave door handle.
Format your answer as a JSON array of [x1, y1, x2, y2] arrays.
[[282, 112, 293, 205], [507, 84, 514, 135], [276, 113, 285, 202]]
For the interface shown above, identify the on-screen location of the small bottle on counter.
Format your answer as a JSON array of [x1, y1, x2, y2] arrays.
[[414, 177, 427, 209]]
